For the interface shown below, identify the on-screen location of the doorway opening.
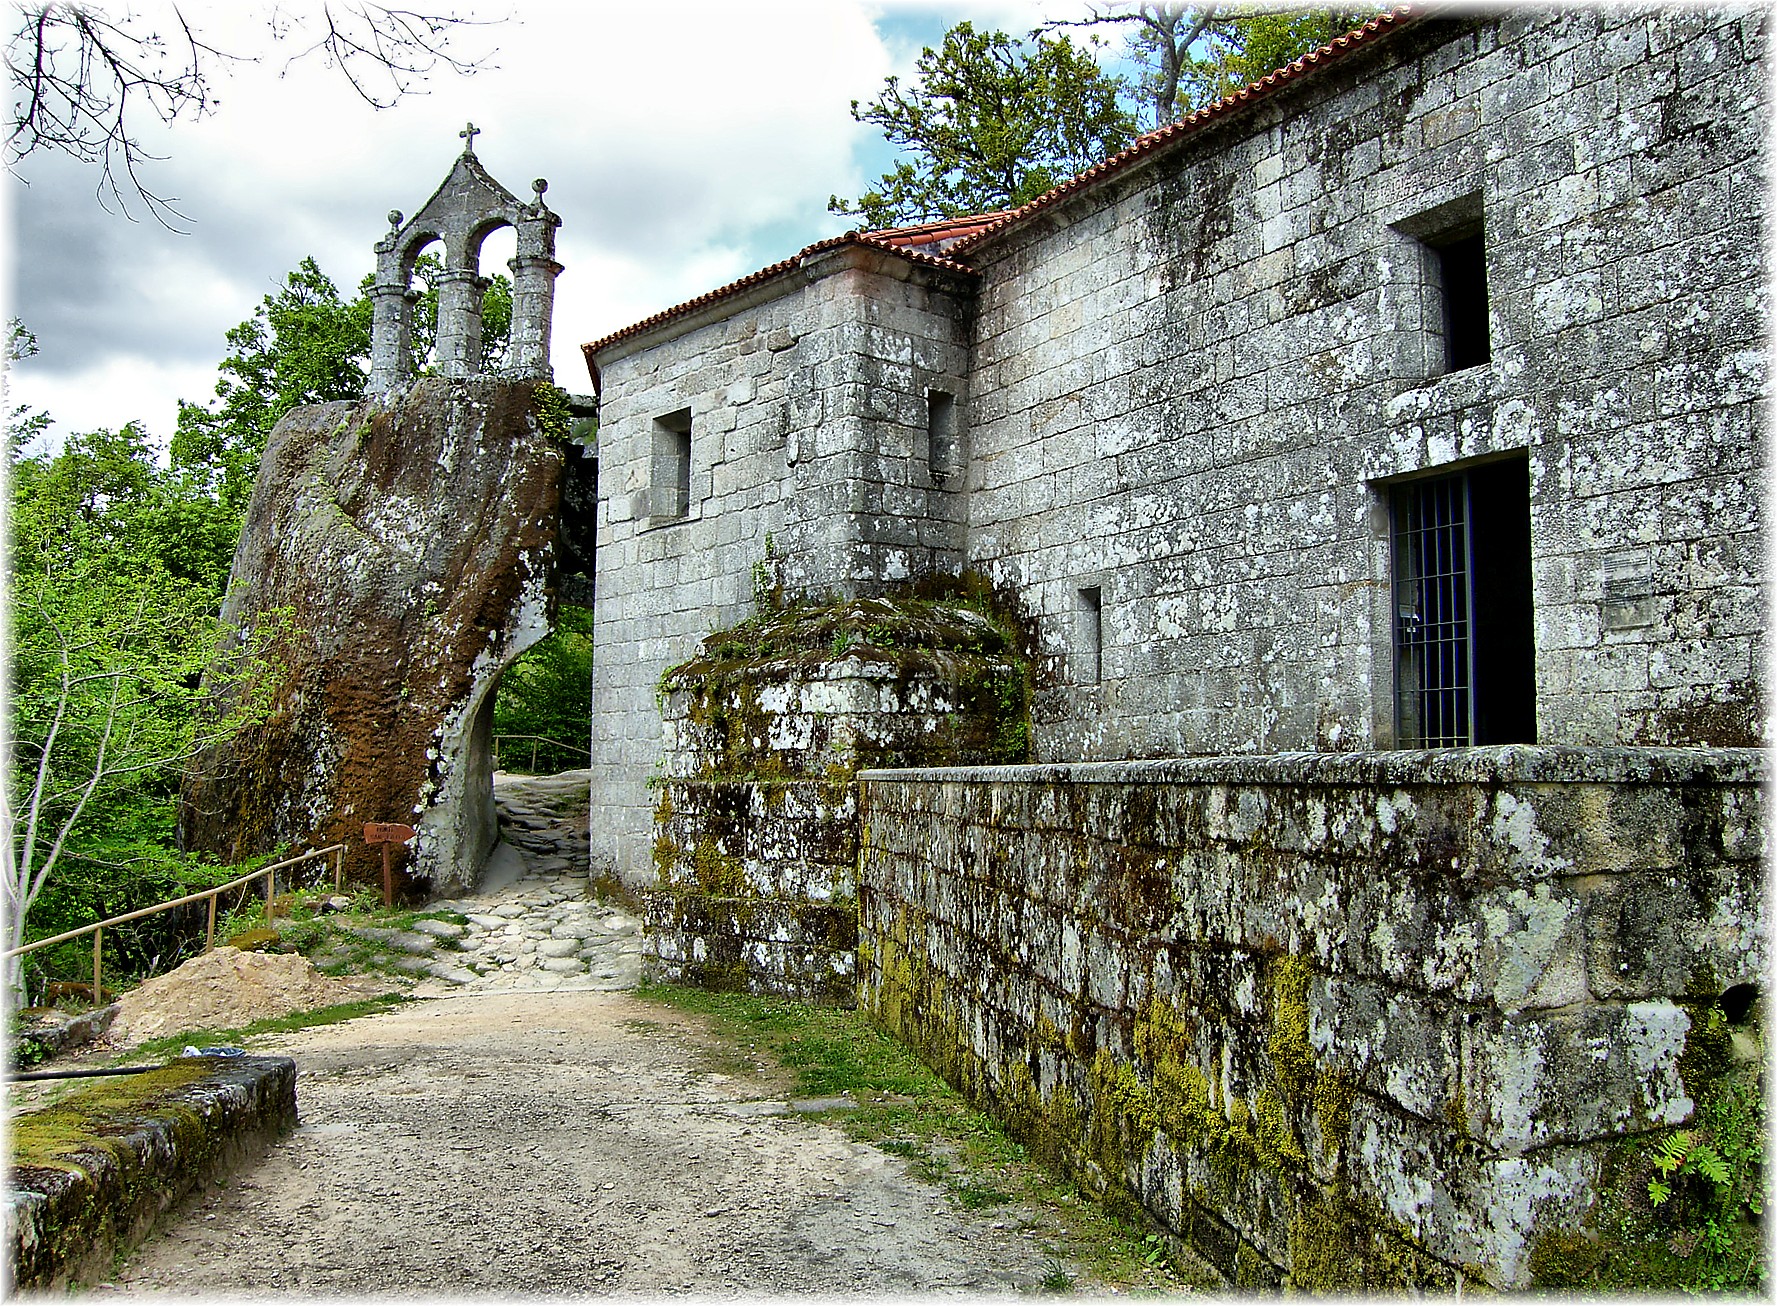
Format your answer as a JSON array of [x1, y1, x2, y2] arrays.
[[1390, 456, 1535, 747]]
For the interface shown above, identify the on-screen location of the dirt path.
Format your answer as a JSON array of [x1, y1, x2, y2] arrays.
[[106, 989, 1080, 1297]]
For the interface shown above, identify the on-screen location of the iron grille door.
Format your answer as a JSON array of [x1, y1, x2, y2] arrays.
[[1392, 475, 1474, 747]]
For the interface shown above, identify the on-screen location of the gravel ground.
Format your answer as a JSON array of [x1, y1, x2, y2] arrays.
[[102, 988, 1084, 1297]]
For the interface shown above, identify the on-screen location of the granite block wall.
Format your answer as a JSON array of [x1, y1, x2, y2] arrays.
[[646, 778, 857, 1002], [961, 9, 1765, 759], [644, 591, 1029, 996], [857, 747, 1766, 1288], [590, 249, 976, 882]]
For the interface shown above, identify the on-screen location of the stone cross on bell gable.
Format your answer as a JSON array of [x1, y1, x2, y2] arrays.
[[459, 121, 480, 153]]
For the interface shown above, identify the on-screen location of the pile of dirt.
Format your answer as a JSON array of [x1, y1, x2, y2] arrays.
[[111, 947, 392, 1044]]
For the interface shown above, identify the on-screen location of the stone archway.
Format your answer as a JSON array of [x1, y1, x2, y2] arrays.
[[368, 123, 562, 394], [179, 132, 578, 900]]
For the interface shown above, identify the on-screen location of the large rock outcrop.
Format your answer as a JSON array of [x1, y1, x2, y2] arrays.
[[180, 376, 566, 897]]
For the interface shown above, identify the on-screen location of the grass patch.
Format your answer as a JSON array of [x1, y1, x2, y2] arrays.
[[126, 994, 412, 1062], [636, 982, 1208, 1292]]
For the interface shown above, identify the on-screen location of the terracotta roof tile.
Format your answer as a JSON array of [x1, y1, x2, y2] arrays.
[[580, 230, 976, 370], [867, 211, 1016, 251]]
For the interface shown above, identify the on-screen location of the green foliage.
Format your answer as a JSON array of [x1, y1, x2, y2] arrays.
[[831, 22, 1137, 228], [1174, 10, 1374, 113], [171, 257, 372, 513], [530, 380, 572, 442], [490, 603, 592, 774], [394, 252, 514, 378], [6, 416, 280, 996], [6, 321, 51, 458], [1531, 1041, 1767, 1293]]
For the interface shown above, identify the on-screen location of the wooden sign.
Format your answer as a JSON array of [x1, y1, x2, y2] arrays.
[[364, 823, 417, 906]]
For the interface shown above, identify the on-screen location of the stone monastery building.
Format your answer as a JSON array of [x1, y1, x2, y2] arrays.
[[581, 6, 1764, 880], [568, 9, 1763, 1286]]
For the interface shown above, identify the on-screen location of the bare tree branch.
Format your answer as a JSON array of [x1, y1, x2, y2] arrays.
[[1044, 3, 1227, 127], [7, 2, 501, 228]]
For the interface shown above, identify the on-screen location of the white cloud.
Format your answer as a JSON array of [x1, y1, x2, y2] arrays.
[[7, 0, 1113, 442]]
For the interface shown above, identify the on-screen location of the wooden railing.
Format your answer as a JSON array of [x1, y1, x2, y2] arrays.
[[491, 733, 590, 774], [3, 844, 346, 1002]]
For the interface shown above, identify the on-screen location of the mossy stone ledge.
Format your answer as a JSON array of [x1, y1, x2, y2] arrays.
[[8, 1055, 298, 1291]]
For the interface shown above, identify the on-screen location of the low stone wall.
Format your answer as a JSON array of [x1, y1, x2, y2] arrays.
[[7, 1055, 298, 1291], [856, 748, 1766, 1289], [9, 1004, 120, 1070], [645, 778, 857, 1001]]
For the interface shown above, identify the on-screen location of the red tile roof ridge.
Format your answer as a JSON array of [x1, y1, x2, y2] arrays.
[[581, 230, 977, 366], [945, 5, 1419, 258], [867, 211, 1017, 248]]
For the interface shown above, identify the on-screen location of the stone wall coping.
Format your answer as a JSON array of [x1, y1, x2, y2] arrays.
[[858, 745, 1768, 788]]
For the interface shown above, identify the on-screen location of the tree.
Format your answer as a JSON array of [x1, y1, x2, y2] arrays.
[[8, 2, 498, 225], [1047, 5, 1376, 127], [1047, 3, 1223, 128], [170, 256, 371, 513], [6, 321, 52, 459], [491, 603, 591, 775], [830, 22, 1137, 229], [1173, 8, 1373, 111], [5, 421, 280, 999], [171, 253, 512, 512]]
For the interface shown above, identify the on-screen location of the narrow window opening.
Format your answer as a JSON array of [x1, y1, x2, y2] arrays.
[[1077, 586, 1103, 686], [1433, 226, 1491, 373], [1390, 456, 1533, 746], [927, 389, 958, 484], [651, 408, 692, 521], [1721, 984, 1759, 1027], [1393, 194, 1490, 378]]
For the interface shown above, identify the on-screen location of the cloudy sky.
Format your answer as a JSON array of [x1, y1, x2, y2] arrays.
[[7, 0, 1130, 449]]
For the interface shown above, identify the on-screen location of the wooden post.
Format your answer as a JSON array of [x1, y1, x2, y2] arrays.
[[92, 927, 102, 1003], [531, 739, 539, 772], [206, 894, 218, 952], [363, 824, 416, 909]]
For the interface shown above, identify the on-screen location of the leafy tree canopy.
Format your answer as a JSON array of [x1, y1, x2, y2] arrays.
[[492, 604, 591, 775], [171, 254, 512, 514], [830, 22, 1138, 229], [1173, 8, 1373, 113], [170, 257, 370, 513], [5, 417, 280, 994], [838, 9, 1378, 228]]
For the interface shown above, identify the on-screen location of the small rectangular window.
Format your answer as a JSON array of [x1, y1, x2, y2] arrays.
[[1432, 226, 1490, 373], [651, 408, 691, 521], [1392, 193, 1490, 378], [1077, 586, 1103, 686], [927, 389, 960, 484]]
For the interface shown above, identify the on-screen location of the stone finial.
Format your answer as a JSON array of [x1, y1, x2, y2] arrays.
[[388, 209, 403, 228], [459, 121, 481, 154]]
